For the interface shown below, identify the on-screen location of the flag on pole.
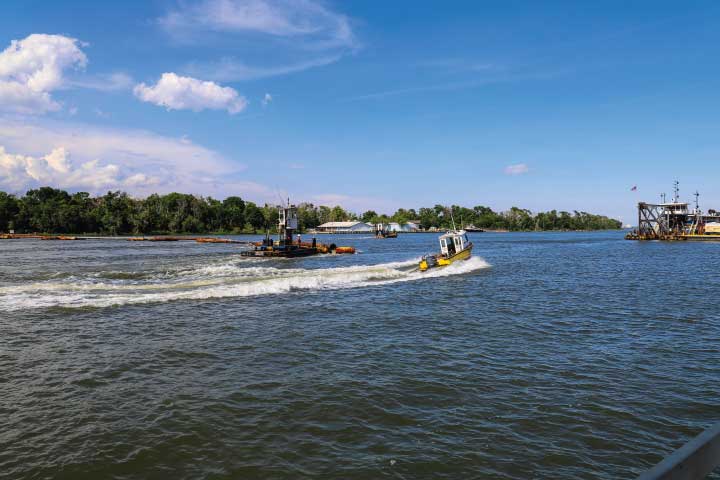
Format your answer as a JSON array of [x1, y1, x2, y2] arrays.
[[630, 185, 637, 191]]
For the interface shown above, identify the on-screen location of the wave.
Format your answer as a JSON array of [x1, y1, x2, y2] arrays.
[[0, 257, 490, 311]]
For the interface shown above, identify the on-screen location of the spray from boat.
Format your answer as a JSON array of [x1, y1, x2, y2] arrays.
[[0, 256, 490, 311]]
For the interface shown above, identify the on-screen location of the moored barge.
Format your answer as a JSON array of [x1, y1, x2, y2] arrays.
[[241, 202, 354, 257]]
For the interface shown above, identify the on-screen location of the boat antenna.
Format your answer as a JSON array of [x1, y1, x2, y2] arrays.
[[661, 193, 666, 204], [449, 206, 457, 231]]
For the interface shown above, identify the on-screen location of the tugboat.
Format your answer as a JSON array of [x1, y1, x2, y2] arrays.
[[419, 228, 473, 272], [241, 201, 354, 258], [375, 223, 398, 238]]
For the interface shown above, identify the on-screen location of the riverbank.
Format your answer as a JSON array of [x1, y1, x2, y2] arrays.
[[1, 227, 624, 239]]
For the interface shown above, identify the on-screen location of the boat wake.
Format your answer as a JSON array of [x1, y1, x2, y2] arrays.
[[0, 256, 490, 311]]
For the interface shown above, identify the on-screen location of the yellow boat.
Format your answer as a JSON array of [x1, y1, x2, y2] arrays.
[[419, 230, 473, 271]]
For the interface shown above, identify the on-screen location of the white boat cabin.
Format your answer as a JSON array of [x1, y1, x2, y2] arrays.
[[439, 230, 470, 257]]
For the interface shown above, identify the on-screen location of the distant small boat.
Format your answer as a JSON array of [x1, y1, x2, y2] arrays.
[[419, 229, 473, 272], [375, 223, 397, 238]]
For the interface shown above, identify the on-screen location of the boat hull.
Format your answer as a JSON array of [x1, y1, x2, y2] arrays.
[[240, 246, 318, 258], [239, 242, 355, 258], [419, 244, 473, 271]]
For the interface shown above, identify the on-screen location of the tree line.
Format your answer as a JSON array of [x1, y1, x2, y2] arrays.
[[0, 187, 621, 235]]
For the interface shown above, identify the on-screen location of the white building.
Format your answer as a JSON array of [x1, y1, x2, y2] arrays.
[[316, 221, 373, 234]]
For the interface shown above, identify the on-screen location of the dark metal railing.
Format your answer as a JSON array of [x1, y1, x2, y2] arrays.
[[637, 423, 720, 480]]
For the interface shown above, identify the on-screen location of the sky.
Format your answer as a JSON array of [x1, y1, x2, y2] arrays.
[[1, 0, 720, 223]]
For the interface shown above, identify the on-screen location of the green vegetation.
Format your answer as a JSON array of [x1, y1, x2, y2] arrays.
[[404, 205, 622, 231], [0, 187, 621, 234]]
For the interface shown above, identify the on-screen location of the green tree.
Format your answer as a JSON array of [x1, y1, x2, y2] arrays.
[[329, 205, 350, 222], [222, 196, 245, 232], [297, 203, 320, 231], [244, 202, 265, 233], [0, 192, 19, 232], [361, 210, 378, 223], [0, 187, 623, 234]]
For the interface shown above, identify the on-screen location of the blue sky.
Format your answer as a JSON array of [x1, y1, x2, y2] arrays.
[[1, 0, 719, 223]]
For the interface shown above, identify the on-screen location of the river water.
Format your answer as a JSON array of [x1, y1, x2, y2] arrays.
[[1, 231, 718, 479]]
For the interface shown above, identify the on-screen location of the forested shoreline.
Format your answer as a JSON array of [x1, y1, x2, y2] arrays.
[[0, 187, 622, 235]]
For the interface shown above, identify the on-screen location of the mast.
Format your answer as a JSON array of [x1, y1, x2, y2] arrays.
[[673, 180, 680, 203]]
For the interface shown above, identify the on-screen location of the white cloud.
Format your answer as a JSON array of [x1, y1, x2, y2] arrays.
[[162, 0, 356, 83], [262, 93, 272, 106], [69, 72, 134, 92], [0, 34, 87, 114], [0, 118, 255, 196], [0, 145, 155, 192], [134, 73, 248, 114], [123, 173, 160, 188], [184, 55, 340, 82], [504, 163, 529, 175], [160, 0, 355, 49], [0, 118, 280, 201]]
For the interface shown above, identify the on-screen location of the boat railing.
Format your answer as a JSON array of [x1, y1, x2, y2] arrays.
[[636, 422, 720, 480]]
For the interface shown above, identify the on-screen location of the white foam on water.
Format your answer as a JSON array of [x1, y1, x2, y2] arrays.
[[0, 257, 490, 311]]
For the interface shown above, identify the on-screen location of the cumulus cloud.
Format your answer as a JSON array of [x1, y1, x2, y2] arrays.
[[134, 73, 248, 114], [123, 173, 160, 188], [0, 118, 273, 199], [504, 163, 529, 175], [0, 34, 87, 114], [0, 145, 160, 193], [160, 0, 355, 48]]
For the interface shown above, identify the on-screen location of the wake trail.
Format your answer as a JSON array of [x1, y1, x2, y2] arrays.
[[0, 257, 490, 311]]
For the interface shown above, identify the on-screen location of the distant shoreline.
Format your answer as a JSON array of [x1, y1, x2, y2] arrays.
[[0, 187, 623, 236], [2, 228, 624, 239]]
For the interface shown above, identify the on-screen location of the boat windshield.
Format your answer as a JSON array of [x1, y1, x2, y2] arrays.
[[441, 236, 456, 255], [454, 235, 463, 251], [439, 238, 449, 255]]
